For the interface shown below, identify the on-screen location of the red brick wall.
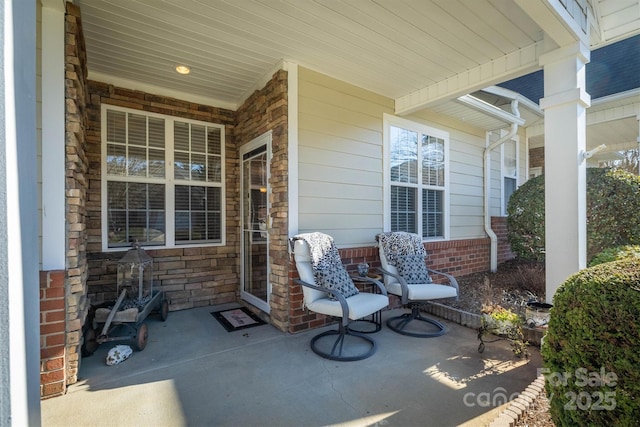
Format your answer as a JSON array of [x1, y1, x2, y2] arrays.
[[492, 216, 516, 264], [529, 147, 544, 171], [40, 271, 66, 398], [288, 237, 493, 333]]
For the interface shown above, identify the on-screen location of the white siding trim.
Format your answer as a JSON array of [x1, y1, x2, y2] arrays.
[[285, 62, 299, 237], [41, 3, 65, 270]]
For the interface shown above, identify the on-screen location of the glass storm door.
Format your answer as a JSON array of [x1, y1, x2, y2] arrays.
[[240, 133, 271, 313]]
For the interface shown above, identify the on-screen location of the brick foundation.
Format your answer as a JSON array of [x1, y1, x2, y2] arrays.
[[491, 216, 516, 264], [40, 270, 67, 398]]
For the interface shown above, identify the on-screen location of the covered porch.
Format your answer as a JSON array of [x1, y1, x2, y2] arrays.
[[42, 304, 542, 426]]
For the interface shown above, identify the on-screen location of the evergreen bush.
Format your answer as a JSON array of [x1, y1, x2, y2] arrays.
[[588, 245, 640, 267], [507, 168, 640, 262], [541, 258, 640, 426]]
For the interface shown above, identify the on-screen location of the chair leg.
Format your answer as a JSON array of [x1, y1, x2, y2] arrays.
[[386, 304, 447, 338], [310, 323, 377, 361]]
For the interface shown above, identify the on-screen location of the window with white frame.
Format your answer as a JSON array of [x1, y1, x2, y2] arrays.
[[501, 139, 518, 215], [385, 115, 448, 239], [102, 105, 224, 249]]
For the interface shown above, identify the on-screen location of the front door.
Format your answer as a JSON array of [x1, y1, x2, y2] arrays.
[[240, 132, 271, 313]]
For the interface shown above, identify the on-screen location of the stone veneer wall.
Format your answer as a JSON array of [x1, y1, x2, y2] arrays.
[[84, 82, 237, 310], [40, 2, 90, 399], [235, 70, 289, 330]]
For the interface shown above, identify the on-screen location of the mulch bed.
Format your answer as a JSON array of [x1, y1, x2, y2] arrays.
[[440, 258, 556, 426]]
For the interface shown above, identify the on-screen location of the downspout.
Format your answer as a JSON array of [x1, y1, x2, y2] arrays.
[[484, 100, 520, 272]]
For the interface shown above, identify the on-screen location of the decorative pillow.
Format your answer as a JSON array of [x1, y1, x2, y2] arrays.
[[395, 254, 433, 284], [315, 266, 359, 298]]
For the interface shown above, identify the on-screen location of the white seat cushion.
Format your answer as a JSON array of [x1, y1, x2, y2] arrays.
[[386, 281, 457, 301], [307, 293, 389, 320]]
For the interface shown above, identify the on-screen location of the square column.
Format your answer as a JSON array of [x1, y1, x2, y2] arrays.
[[539, 42, 590, 303]]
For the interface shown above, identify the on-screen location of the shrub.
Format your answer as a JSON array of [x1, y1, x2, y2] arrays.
[[541, 258, 640, 426], [506, 175, 546, 261], [588, 245, 640, 267], [507, 168, 640, 262]]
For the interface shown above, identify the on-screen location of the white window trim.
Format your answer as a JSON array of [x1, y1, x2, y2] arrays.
[[383, 113, 450, 240], [100, 104, 226, 252], [500, 134, 519, 216]]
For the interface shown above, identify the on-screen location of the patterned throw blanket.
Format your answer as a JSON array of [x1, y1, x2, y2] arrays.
[[376, 231, 427, 267], [293, 232, 344, 276]]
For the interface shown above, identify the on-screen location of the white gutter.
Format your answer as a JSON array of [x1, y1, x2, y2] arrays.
[[484, 100, 520, 272]]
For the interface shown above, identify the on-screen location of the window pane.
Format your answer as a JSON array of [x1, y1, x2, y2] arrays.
[[208, 127, 221, 155], [106, 143, 126, 176], [391, 185, 416, 233], [174, 152, 190, 180], [191, 212, 206, 240], [148, 149, 165, 178], [148, 117, 165, 148], [504, 141, 517, 177], [422, 135, 445, 187], [128, 146, 147, 177], [175, 185, 190, 210], [175, 185, 222, 244], [208, 157, 221, 182], [128, 113, 147, 147], [191, 154, 206, 182], [422, 189, 443, 238], [175, 211, 190, 241], [207, 187, 221, 210], [106, 110, 126, 143], [174, 121, 190, 151], [504, 177, 517, 211], [390, 126, 418, 184], [107, 182, 165, 247], [191, 125, 206, 153], [148, 184, 165, 210]]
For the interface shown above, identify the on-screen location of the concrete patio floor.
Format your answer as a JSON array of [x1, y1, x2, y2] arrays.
[[41, 304, 542, 427]]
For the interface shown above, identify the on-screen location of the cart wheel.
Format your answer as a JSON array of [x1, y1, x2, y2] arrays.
[[82, 327, 99, 357], [160, 299, 169, 321], [135, 323, 149, 351], [478, 342, 485, 354]]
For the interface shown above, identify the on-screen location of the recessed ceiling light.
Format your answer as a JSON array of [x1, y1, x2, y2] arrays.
[[175, 65, 191, 75]]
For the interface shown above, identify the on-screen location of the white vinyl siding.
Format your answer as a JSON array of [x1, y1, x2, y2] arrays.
[[297, 68, 393, 246], [296, 68, 498, 246]]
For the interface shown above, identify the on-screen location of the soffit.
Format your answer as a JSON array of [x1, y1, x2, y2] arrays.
[[77, 0, 544, 110]]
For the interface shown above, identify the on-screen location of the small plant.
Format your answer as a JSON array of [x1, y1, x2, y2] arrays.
[[478, 305, 529, 358]]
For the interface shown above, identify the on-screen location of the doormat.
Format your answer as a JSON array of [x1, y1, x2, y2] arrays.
[[211, 307, 266, 332]]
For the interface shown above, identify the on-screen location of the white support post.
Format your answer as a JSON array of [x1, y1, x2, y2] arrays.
[[539, 42, 591, 304], [41, 1, 66, 270]]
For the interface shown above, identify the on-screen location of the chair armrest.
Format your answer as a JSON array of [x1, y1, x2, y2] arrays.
[[375, 266, 410, 304], [426, 268, 460, 301], [294, 278, 350, 326]]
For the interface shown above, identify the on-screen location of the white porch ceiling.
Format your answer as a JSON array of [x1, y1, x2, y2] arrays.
[[77, 0, 639, 133], [76, 0, 637, 111]]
